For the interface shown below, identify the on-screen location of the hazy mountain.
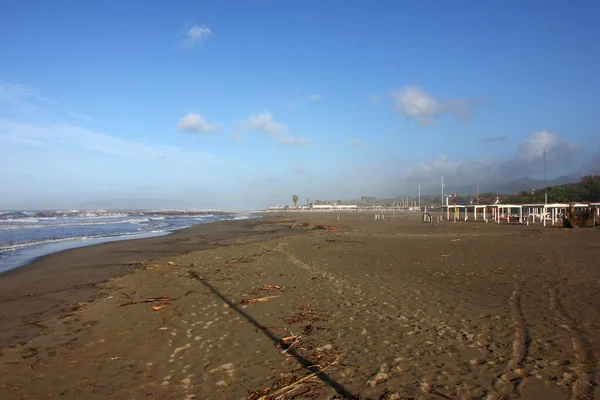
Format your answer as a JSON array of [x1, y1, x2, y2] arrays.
[[442, 174, 580, 196]]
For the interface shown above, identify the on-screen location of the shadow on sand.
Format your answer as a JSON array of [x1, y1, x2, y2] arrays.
[[188, 270, 356, 399]]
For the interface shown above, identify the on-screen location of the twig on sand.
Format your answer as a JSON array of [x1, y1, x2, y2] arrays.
[[152, 302, 171, 311], [255, 326, 287, 333], [240, 295, 280, 305], [259, 285, 284, 291], [281, 334, 299, 343], [118, 290, 194, 307], [280, 336, 301, 355], [119, 296, 170, 306]]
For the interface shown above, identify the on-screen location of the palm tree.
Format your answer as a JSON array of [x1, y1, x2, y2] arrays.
[[292, 194, 299, 208]]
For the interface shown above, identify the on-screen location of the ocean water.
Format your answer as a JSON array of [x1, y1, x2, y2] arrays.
[[0, 211, 256, 273]]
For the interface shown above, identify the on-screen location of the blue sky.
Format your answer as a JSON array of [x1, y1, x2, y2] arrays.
[[1, 0, 599, 210]]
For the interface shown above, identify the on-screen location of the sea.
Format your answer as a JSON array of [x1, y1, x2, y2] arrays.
[[0, 210, 257, 274]]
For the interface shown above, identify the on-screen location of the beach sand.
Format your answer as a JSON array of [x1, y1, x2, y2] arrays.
[[1, 212, 599, 399]]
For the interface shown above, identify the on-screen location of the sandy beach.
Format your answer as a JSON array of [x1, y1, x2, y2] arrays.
[[1, 212, 599, 399]]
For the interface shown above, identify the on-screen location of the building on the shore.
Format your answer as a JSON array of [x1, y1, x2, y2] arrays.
[[440, 202, 598, 227], [311, 204, 358, 210]]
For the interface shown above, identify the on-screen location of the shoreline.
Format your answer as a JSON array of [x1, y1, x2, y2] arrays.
[[0, 216, 299, 350], [0, 213, 260, 275]]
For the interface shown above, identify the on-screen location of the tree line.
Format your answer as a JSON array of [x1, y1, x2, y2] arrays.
[[506, 175, 600, 204]]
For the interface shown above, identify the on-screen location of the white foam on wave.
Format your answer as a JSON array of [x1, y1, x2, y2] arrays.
[[0, 217, 150, 230], [6, 217, 39, 223], [0, 229, 169, 253], [124, 218, 150, 224], [0, 225, 45, 230], [76, 213, 130, 219], [0, 236, 97, 252]]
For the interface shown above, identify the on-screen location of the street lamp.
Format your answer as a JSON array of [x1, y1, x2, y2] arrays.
[[544, 150, 548, 205]]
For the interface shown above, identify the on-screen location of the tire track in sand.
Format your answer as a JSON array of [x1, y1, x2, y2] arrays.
[[281, 250, 369, 304], [549, 287, 595, 400], [493, 284, 529, 397], [507, 287, 528, 371]]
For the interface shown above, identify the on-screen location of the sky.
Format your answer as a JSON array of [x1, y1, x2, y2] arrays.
[[1, 0, 599, 210]]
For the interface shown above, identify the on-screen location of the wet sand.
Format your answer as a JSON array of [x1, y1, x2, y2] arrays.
[[1, 212, 599, 399], [0, 217, 297, 349]]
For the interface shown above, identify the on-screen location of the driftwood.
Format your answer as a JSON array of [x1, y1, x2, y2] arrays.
[[152, 302, 171, 311], [240, 295, 280, 305], [118, 290, 193, 307], [258, 285, 284, 291]]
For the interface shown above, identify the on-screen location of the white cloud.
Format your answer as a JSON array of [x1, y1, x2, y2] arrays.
[[177, 112, 220, 134], [514, 130, 558, 161], [238, 110, 309, 147], [392, 86, 473, 126], [182, 24, 212, 46], [349, 139, 367, 148], [307, 94, 322, 101]]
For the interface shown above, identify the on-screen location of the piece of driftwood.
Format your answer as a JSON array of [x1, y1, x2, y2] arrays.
[[118, 290, 193, 307], [152, 302, 171, 311], [259, 285, 283, 291], [240, 295, 280, 305]]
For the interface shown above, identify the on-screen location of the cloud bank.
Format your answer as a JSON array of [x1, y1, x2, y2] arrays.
[[402, 131, 584, 191]]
